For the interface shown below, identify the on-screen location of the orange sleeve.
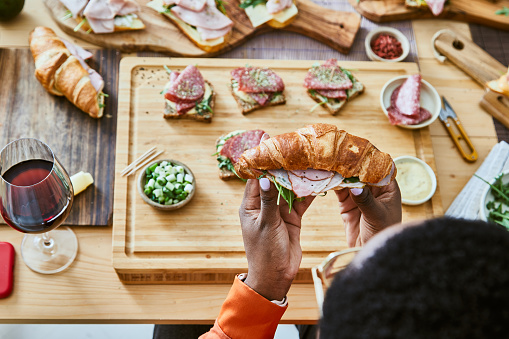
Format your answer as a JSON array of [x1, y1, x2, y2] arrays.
[[200, 275, 288, 339]]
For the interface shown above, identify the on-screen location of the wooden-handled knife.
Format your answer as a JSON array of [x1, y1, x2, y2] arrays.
[[439, 96, 478, 162]]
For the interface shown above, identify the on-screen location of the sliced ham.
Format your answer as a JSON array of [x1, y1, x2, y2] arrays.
[[287, 172, 316, 198], [171, 0, 233, 30], [316, 89, 347, 99], [266, 0, 292, 14], [116, 0, 140, 15], [319, 172, 344, 193], [62, 39, 93, 61], [176, 0, 207, 12], [164, 65, 205, 102], [394, 74, 421, 117], [85, 17, 115, 33], [338, 181, 365, 189], [289, 169, 333, 181], [88, 69, 105, 93], [231, 67, 285, 93], [84, 0, 116, 19], [304, 59, 353, 91], [59, 0, 88, 17], [268, 169, 293, 191], [426, 0, 445, 16], [196, 25, 231, 41], [61, 39, 104, 92], [370, 162, 395, 187], [311, 176, 333, 195]]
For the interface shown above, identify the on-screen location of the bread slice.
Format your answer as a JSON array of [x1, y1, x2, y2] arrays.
[[229, 80, 286, 114], [307, 75, 364, 116], [74, 15, 145, 33], [215, 130, 246, 180], [164, 81, 215, 123], [147, 0, 231, 53]]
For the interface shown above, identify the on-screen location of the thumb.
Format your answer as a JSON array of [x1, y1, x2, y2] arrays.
[[259, 177, 280, 226], [349, 187, 381, 222]]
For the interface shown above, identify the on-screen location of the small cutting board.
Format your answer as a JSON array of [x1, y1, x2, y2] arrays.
[[348, 0, 509, 31], [433, 30, 509, 129], [0, 48, 119, 226], [43, 0, 361, 56]]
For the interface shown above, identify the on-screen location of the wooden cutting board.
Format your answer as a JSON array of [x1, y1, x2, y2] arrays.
[[348, 0, 509, 31], [112, 57, 443, 284], [43, 0, 361, 56], [0, 48, 120, 226], [433, 30, 509, 129]]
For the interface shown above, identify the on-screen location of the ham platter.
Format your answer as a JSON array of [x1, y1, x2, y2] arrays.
[[44, 0, 361, 56], [112, 57, 443, 284]]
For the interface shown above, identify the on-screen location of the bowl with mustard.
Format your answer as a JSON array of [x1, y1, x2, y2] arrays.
[[394, 156, 437, 205]]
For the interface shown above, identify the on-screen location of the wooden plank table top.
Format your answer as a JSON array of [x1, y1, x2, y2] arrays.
[[0, 0, 500, 323]]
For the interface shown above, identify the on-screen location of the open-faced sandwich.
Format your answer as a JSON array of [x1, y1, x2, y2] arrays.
[[229, 66, 286, 114], [162, 65, 215, 122], [487, 66, 509, 97], [29, 26, 106, 118], [147, 0, 233, 53], [60, 0, 145, 34], [304, 59, 364, 115], [405, 0, 445, 16], [239, 0, 298, 28], [386, 74, 432, 126], [234, 123, 396, 210], [215, 130, 266, 180]]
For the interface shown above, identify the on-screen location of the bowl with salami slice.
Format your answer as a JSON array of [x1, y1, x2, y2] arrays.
[[380, 74, 441, 129]]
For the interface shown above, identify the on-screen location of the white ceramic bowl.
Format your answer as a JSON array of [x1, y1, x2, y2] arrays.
[[479, 171, 509, 221], [365, 27, 410, 62], [380, 75, 441, 129], [137, 159, 196, 211], [394, 156, 437, 205]]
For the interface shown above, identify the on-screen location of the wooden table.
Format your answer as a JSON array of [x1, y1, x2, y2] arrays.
[[0, 0, 499, 324]]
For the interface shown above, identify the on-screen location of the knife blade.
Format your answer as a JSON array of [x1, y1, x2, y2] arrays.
[[439, 96, 478, 162]]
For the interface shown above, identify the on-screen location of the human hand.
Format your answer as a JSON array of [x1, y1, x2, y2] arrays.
[[239, 178, 315, 301], [335, 180, 402, 247]]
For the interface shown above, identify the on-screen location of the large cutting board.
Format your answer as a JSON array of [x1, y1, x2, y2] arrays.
[[113, 57, 443, 284], [348, 0, 509, 31], [44, 0, 361, 56], [0, 48, 119, 226]]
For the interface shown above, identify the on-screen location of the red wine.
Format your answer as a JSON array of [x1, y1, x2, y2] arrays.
[[0, 159, 72, 233]]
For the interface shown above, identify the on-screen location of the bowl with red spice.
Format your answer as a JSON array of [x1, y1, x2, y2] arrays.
[[365, 27, 410, 62]]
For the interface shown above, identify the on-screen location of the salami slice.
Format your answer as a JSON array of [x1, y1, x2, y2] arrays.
[[175, 101, 196, 115], [231, 67, 285, 93], [248, 92, 272, 106], [316, 89, 347, 99], [388, 106, 431, 125], [304, 59, 353, 90], [394, 74, 421, 116], [220, 130, 265, 164], [165, 65, 205, 103]]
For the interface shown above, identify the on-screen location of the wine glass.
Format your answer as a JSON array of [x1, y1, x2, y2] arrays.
[[0, 138, 77, 274]]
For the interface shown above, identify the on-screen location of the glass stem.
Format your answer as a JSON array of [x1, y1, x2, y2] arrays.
[[41, 232, 55, 254]]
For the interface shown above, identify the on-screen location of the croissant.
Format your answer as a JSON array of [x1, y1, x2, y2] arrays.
[[234, 123, 395, 186], [28, 27, 104, 118]]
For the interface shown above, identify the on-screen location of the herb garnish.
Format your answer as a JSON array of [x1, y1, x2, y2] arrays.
[[163, 65, 172, 74], [475, 174, 509, 230], [270, 175, 304, 213], [495, 6, 509, 16], [216, 0, 227, 15], [239, 0, 267, 9], [74, 18, 88, 32], [61, 10, 73, 21]]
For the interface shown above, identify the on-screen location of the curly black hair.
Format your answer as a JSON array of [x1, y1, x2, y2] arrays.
[[320, 218, 509, 339]]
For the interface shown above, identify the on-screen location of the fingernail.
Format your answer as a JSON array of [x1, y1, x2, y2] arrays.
[[350, 188, 363, 196], [260, 178, 270, 191]]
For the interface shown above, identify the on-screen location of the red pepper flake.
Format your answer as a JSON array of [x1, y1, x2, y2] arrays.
[[370, 33, 403, 60]]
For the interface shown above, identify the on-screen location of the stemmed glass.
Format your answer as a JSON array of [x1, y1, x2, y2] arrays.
[[0, 138, 77, 274]]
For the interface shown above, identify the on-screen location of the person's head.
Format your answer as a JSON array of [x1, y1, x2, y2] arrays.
[[320, 218, 509, 339]]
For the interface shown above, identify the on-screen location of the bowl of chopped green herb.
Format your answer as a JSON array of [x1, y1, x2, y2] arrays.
[[478, 171, 509, 230], [137, 159, 196, 211]]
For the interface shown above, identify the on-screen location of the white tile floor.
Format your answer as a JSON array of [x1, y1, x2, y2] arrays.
[[0, 324, 299, 339]]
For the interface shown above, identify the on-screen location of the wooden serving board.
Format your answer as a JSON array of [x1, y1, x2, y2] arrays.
[[348, 0, 509, 31], [433, 30, 509, 129], [0, 48, 120, 226], [44, 0, 361, 56], [113, 57, 443, 284]]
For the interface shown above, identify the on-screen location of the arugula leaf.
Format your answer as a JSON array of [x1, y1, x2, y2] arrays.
[[476, 173, 509, 231], [495, 6, 509, 16], [240, 0, 266, 9], [163, 65, 172, 75], [310, 95, 328, 112], [344, 177, 360, 183], [216, 0, 227, 14]]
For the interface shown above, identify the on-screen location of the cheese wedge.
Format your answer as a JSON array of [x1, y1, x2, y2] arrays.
[[71, 171, 94, 195]]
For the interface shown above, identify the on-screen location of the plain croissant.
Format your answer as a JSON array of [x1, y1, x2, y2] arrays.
[[234, 123, 395, 185], [28, 26, 104, 118]]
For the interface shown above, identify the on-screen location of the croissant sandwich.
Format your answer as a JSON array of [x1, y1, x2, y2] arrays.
[[29, 26, 105, 118], [235, 123, 396, 206]]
